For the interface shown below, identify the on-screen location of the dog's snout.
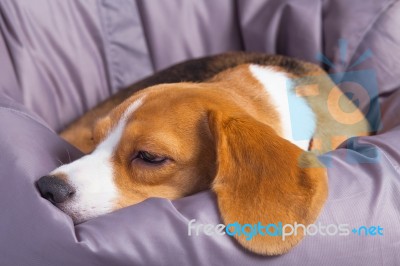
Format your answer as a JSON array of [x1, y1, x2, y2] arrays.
[[37, 175, 75, 204]]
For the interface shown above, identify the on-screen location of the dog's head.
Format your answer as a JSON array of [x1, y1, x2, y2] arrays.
[[37, 82, 327, 255]]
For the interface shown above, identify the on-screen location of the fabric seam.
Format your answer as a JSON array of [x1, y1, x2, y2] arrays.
[[0, 106, 55, 133], [346, 0, 398, 71], [97, 0, 118, 95]]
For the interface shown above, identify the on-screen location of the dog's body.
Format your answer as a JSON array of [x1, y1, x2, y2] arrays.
[[37, 52, 369, 255]]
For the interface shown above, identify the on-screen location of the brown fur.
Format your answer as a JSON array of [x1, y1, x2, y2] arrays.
[[61, 52, 336, 153], [209, 110, 327, 255]]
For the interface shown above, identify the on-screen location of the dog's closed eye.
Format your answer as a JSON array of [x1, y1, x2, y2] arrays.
[[133, 151, 168, 164]]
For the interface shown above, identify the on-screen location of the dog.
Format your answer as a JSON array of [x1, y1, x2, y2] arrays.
[[37, 52, 369, 255]]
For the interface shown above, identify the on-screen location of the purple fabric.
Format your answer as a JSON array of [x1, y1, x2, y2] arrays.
[[0, 0, 153, 131], [0, 0, 400, 265]]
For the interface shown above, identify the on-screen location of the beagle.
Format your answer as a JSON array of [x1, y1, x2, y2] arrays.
[[37, 52, 369, 255]]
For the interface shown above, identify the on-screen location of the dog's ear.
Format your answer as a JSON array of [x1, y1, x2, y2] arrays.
[[208, 110, 328, 255]]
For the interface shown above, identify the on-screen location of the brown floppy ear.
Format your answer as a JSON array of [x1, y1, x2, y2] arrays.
[[208, 110, 328, 255]]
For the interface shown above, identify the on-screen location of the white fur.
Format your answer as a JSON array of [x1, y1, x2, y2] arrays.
[[52, 97, 144, 222], [249, 65, 315, 150]]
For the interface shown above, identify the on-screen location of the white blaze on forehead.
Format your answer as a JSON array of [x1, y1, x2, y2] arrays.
[[51, 97, 144, 222], [249, 65, 316, 150], [96, 97, 144, 152]]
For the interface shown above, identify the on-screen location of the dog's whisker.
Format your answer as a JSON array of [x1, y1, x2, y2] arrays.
[[57, 158, 64, 167], [66, 148, 72, 163]]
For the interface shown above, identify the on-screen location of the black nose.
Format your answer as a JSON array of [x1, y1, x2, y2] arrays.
[[37, 175, 75, 204]]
